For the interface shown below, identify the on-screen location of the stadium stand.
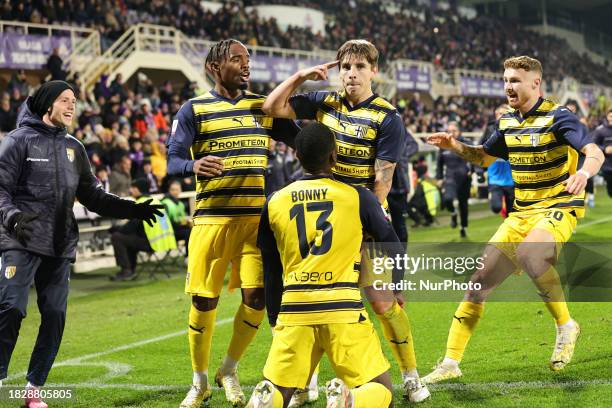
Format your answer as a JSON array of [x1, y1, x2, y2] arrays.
[[4, 0, 611, 85]]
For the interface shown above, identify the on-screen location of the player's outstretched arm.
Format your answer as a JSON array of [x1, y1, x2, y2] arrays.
[[262, 61, 338, 119], [427, 132, 497, 168], [74, 143, 163, 225], [77, 178, 163, 226]]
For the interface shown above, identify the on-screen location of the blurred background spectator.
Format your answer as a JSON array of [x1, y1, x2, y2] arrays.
[[4, 0, 610, 85]]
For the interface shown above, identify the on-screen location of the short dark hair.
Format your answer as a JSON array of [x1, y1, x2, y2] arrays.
[[336, 39, 378, 67], [295, 123, 336, 173], [205, 39, 242, 74]]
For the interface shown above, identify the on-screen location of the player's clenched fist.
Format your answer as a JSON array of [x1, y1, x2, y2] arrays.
[[426, 132, 457, 150], [298, 61, 339, 82], [193, 155, 224, 177]]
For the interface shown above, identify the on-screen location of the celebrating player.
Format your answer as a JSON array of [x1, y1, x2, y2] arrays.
[[166, 39, 298, 407], [262, 39, 428, 403], [0, 81, 163, 408], [423, 56, 604, 383], [248, 122, 402, 408]]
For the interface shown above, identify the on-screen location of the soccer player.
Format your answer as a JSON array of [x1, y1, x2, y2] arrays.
[[262, 39, 429, 403], [247, 122, 400, 408], [423, 56, 604, 383], [166, 39, 298, 407]]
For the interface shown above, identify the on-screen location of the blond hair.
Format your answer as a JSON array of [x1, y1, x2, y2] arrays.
[[336, 39, 378, 67], [503, 56, 543, 76]]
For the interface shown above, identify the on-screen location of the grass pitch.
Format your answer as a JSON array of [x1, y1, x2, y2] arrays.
[[2, 191, 611, 407]]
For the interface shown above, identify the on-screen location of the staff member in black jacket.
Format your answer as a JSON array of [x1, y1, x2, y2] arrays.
[[0, 81, 162, 407], [592, 109, 612, 197], [436, 121, 472, 238], [388, 130, 418, 247]]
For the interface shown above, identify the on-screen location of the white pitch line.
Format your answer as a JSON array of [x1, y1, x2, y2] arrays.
[[38, 378, 612, 392], [576, 214, 612, 229], [6, 317, 233, 381], [425, 378, 612, 390], [60, 317, 233, 363]]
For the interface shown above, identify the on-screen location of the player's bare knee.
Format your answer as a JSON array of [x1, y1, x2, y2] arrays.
[[191, 295, 219, 311], [242, 288, 265, 310], [516, 245, 554, 277]]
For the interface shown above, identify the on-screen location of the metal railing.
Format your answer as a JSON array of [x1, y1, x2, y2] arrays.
[[79, 25, 139, 90], [1, 20, 101, 78], [451, 68, 501, 85], [63, 31, 101, 77], [0, 20, 94, 36]]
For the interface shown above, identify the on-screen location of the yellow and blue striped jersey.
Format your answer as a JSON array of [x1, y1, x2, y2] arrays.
[[257, 175, 403, 326], [483, 98, 591, 217], [289, 91, 406, 189], [166, 90, 297, 224]]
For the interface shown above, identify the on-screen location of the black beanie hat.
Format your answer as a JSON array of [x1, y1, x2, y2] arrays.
[[28, 80, 76, 119]]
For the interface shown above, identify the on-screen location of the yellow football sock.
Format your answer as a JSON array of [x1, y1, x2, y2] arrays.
[[533, 267, 570, 325], [188, 305, 217, 373], [352, 382, 392, 408], [377, 301, 417, 372], [445, 301, 484, 362], [227, 303, 265, 362]]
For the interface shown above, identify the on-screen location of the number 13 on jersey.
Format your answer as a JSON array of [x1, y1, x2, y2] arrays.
[[289, 201, 334, 258]]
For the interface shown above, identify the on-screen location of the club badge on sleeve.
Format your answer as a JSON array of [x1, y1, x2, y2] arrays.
[[66, 148, 75, 162], [5, 265, 16, 279]]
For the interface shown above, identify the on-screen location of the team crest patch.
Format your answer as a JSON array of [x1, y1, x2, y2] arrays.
[[530, 134, 540, 147], [355, 126, 368, 139], [5, 266, 16, 279], [66, 148, 75, 162]]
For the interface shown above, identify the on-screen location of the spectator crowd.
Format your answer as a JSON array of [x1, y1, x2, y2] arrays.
[[3, 0, 611, 86]]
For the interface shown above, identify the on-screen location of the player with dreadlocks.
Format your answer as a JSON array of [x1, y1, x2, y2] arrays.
[[167, 39, 298, 407]]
